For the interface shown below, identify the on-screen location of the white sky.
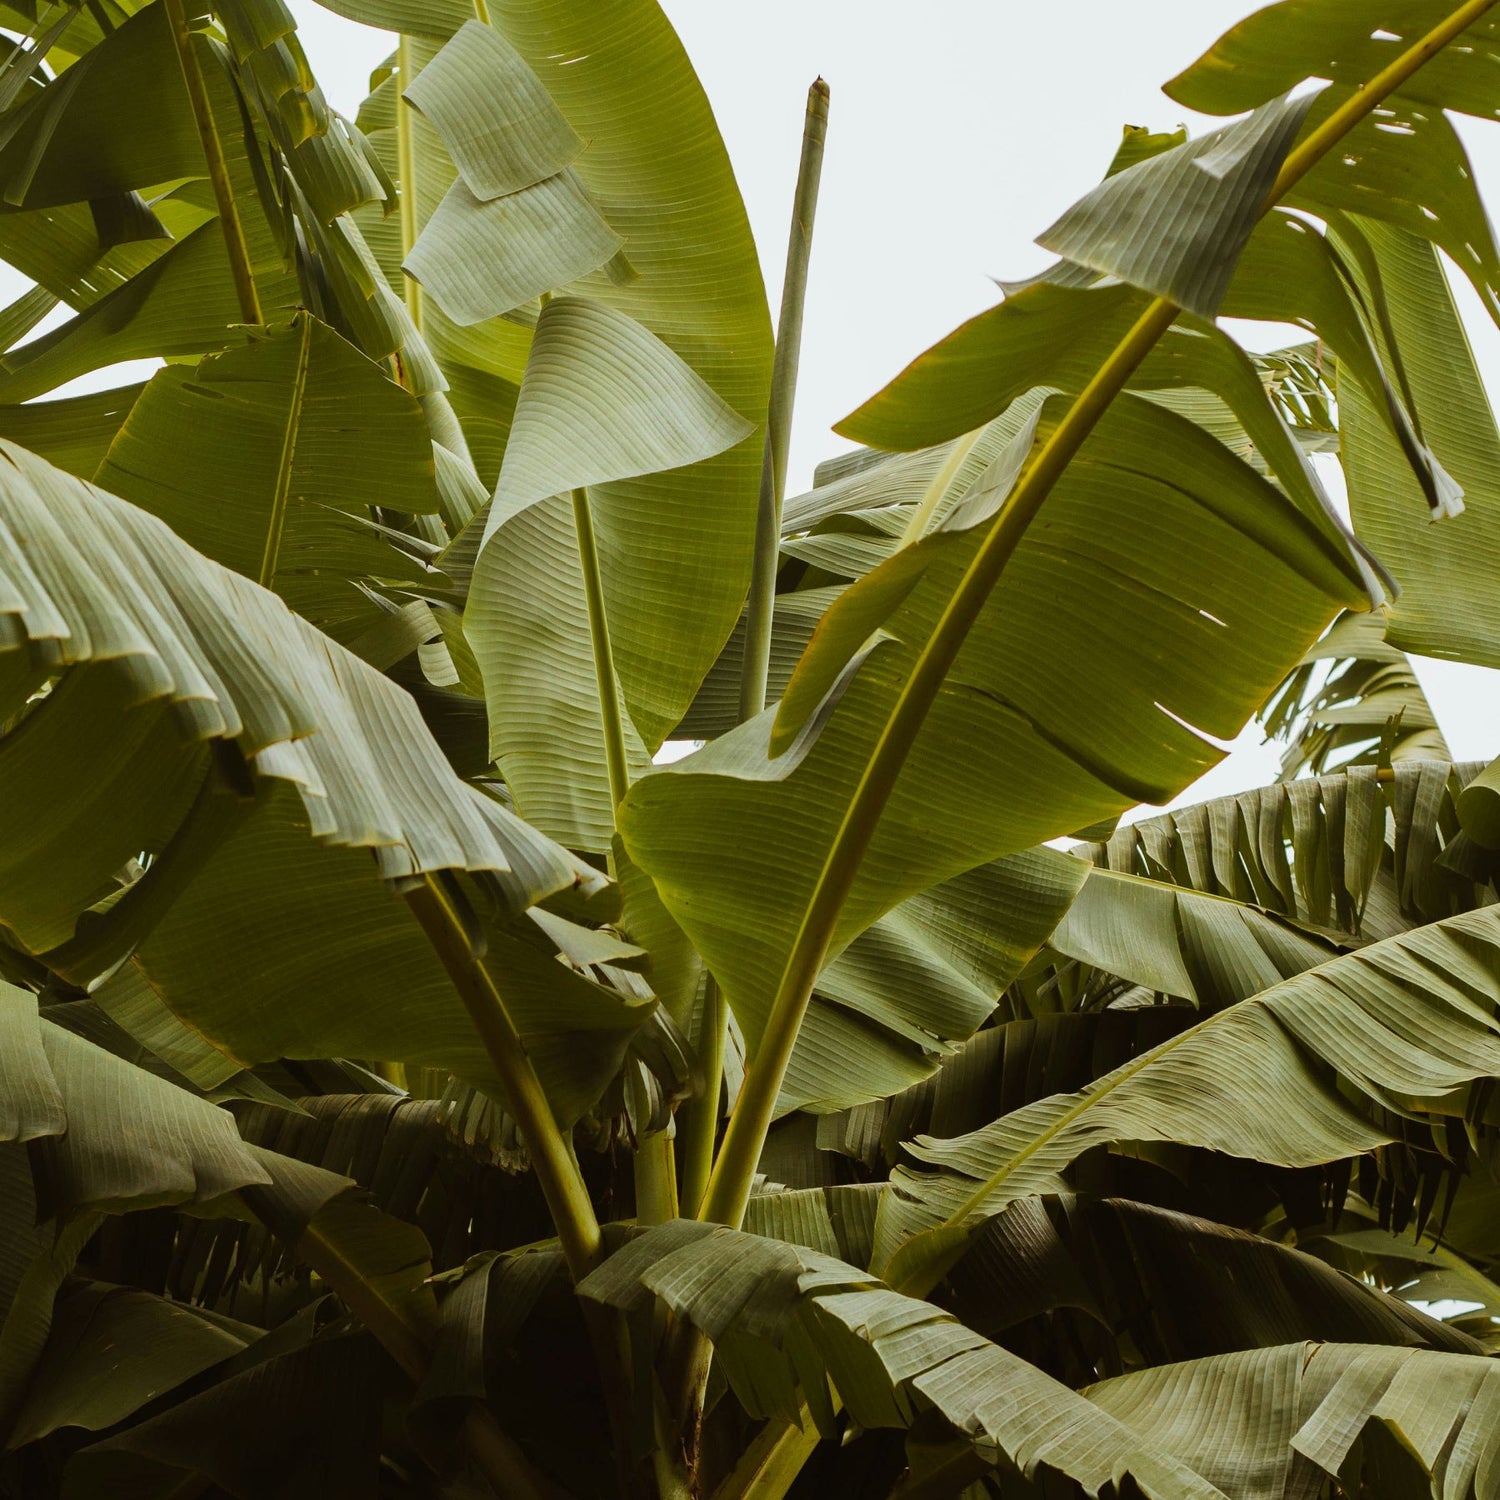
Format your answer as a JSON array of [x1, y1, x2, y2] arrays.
[[29, 1, 1500, 801]]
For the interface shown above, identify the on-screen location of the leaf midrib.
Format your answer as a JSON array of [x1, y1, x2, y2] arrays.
[[256, 314, 312, 591]]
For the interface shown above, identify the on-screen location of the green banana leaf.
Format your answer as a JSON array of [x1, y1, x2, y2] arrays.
[[1086, 1340, 1500, 1500], [621, 391, 1372, 1071], [97, 312, 441, 642], [875, 903, 1500, 1293], [580, 1219, 1224, 1498]]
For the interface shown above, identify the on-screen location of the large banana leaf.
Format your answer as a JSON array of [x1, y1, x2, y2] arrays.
[[874, 903, 1500, 1293], [1260, 609, 1451, 778], [96, 313, 441, 642], [1085, 1341, 1500, 1500], [1079, 759, 1492, 940], [0, 442, 655, 1122], [620, 390, 1373, 1069], [403, 7, 771, 844], [480, 0, 772, 746], [580, 1219, 1225, 1498]]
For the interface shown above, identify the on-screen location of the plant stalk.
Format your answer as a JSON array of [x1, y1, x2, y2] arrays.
[[676, 975, 725, 1215], [634, 1126, 679, 1224], [572, 486, 632, 817], [396, 35, 424, 329], [258, 312, 311, 588], [566, 483, 677, 1222], [162, 0, 261, 326], [677, 78, 830, 1221], [709, 1401, 824, 1500], [405, 875, 603, 1279], [739, 78, 830, 724], [697, 0, 1500, 1238]]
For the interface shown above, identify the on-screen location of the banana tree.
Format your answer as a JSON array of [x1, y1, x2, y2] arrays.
[[4, 0, 1500, 1495]]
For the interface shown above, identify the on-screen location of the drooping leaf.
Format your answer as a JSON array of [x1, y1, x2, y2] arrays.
[[875, 904, 1500, 1293], [943, 1195, 1483, 1363], [580, 1220, 1225, 1497], [1036, 88, 1318, 318], [401, 18, 581, 198], [6, 1283, 260, 1448], [1086, 1341, 1500, 1500], [0, 221, 243, 404], [0, 982, 65, 1142], [484, 295, 752, 516], [130, 788, 654, 1127], [1336, 221, 1500, 666], [0, 441, 657, 1123], [27, 1021, 272, 1217], [406, 171, 621, 325], [1047, 863, 1345, 1010]]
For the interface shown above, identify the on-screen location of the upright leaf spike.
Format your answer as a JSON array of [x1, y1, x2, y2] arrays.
[[680, 79, 830, 1222], [740, 79, 830, 724]]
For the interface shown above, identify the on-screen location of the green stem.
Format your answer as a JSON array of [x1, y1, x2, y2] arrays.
[[396, 36, 424, 330], [634, 1125, 679, 1225], [568, 480, 677, 1223], [710, 1402, 825, 1500], [739, 78, 830, 724], [405, 876, 603, 1280], [162, 0, 261, 326], [258, 311, 311, 589], [677, 78, 830, 1224], [698, 0, 1500, 1239], [572, 486, 631, 817], [676, 975, 725, 1215]]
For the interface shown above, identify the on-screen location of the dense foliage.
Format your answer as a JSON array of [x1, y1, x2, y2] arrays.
[[2, 0, 1500, 1495]]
